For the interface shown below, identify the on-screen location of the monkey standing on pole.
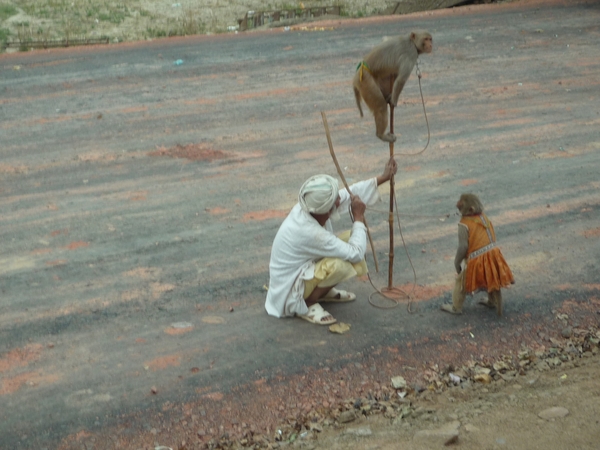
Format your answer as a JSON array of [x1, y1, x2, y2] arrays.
[[353, 30, 433, 143], [441, 194, 515, 317]]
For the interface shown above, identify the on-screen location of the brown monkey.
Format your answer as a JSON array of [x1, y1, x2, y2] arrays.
[[353, 31, 432, 143], [441, 194, 514, 317]]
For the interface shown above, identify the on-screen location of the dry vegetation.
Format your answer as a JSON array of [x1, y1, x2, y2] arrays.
[[0, 0, 394, 48], [0, 1, 499, 49]]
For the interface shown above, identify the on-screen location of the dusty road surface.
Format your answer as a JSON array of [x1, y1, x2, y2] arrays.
[[1, 0, 599, 448]]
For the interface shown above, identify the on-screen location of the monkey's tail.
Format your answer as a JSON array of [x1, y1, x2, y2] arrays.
[[353, 86, 364, 118]]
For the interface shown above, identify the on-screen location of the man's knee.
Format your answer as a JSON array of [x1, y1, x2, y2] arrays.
[[315, 257, 358, 287]]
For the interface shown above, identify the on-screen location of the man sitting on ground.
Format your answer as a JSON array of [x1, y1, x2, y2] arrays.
[[265, 158, 397, 325]]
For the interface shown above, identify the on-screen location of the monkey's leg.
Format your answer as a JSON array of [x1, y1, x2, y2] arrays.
[[360, 74, 396, 143], [452, 270, 466, 312], [374, 106, 396, 143], [492, 290, 503, 317], [480, 290, 503, 317], [441, 271, 465, 315]]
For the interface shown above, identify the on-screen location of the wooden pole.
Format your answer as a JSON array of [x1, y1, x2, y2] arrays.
[[388, 104, 395, 289], [321, 111, 379, 272]]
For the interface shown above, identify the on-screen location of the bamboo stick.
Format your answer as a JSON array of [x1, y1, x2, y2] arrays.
[[321, 111, 379, 272]]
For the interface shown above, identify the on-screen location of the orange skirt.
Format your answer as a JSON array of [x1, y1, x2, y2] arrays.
[[465, 247, 514, 294]]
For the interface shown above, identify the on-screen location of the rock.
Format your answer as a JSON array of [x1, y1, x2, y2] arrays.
[[464, 423, 479, 433], [538, 407, 569, 420], [391, 376, 407, 389], [493, 361, 511, 371], [343, 426, 372, 436], [561, 326, 573, 338], [474, 374, 491, 384], [338, 410, 356, 423], [413, 421, 460, 446], [474, 366, 491, 375]]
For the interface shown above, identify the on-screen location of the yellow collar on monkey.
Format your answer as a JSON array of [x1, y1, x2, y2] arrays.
[[356, 61, 372, 82]]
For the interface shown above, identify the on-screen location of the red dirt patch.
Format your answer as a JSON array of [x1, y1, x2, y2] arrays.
[[203, 391, 224, 401], [583, 227, 600, 238], [164, 327, 193, 336], [145, 354, 182, 371], [123, 267, 160, 279], [30, 248, 53, 255], [430, 170, 450, 178], [65, 241, 89, 250], [460, 179, 479, 186], [1, 372, 36, 395], [0, 163, 28, 174], [0, 344, 43, 373], [149, 143, 230, 161], [206, 207, 231, 215], [1, 372, 61, 395], [129, 191, 147, 201], [242, 210, 288, 222]]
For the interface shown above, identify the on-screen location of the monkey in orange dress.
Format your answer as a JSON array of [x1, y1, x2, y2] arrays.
[[441, 194, 514, 317]]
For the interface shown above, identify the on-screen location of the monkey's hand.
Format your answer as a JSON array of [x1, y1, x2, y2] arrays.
[[350, 195, 366, 223]]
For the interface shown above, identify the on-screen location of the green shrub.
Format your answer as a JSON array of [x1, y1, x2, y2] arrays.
[[0, 4, 18, 21]]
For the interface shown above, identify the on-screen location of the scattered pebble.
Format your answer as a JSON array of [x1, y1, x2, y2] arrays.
[[538, 406, 569, 420]]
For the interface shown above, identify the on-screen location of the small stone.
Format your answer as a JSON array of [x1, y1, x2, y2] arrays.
[[538, 407, 569, 420], [493, 361, 511, 371], [391, 376, 407, 389], [343, 426, 372, 436], [338, 411, 356, 423], [561, 327, 573, 338], [474, 374, 491, 384], [464, 424, 479, 433], [151, 386, 158, 394], [413, 421, 460, 446]]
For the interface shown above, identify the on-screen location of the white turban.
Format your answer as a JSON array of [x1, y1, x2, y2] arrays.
[[298, 174, 339, 214]]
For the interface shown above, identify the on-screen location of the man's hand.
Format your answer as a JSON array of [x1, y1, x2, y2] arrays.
[[377, 157, 398, 185], [350, 195, 366, 223]]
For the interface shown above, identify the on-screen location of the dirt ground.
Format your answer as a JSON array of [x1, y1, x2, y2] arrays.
[[1, 0, 599, 449]]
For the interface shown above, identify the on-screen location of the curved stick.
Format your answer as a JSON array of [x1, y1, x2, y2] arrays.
[[321, 111, 379, 273]]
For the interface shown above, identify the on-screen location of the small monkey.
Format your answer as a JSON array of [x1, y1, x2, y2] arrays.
[[441, 194, 514, 317], [353, 31, 433, 143]]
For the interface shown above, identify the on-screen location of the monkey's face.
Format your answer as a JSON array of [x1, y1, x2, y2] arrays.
[[456, 199, 463, 212], [421, 36, 433, 54]]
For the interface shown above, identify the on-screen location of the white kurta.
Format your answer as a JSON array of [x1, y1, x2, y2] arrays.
[[265, 178, 381, 318]]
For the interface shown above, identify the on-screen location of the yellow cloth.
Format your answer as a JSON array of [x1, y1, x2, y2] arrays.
[[303, 230, 368, 298], [461, 214, 514, 294], [356, 61, 372, 82]]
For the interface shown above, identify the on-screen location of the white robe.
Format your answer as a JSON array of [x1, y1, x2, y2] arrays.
[[265, 178, 381, 318]]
